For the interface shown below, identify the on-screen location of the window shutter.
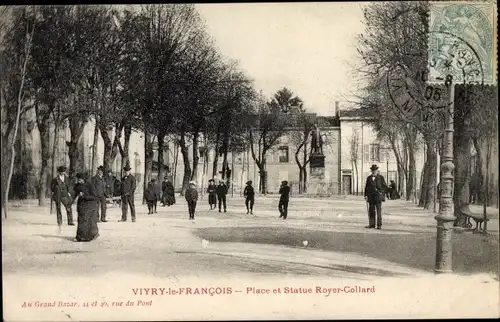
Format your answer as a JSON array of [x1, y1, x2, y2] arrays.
[[363, 144, 369, 162], [380, 149, 385, 162]]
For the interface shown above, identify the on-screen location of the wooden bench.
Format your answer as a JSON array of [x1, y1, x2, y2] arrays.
[[461, 210, 490, 232], [106, 197, 121, 207]]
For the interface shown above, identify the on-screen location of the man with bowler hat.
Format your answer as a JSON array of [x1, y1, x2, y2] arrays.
[[50, 165, 74, 226], [364, 164, 387, 229], [91, 165, 108, 222], [120, 165, 136, 222]]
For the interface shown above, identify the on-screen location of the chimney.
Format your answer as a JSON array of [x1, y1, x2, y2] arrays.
[[334, 101, 340, 117]]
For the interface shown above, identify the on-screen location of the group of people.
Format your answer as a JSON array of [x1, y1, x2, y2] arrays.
[[183, 178, 291, 221], [51, 161, 392, 240], [51, 165, 138, 242]]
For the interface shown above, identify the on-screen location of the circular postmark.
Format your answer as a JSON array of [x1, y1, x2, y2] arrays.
[[386, 30, 485, 119]]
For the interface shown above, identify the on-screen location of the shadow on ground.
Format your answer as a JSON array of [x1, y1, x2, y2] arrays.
[[37, 234, 76, 242], [195, 227, 499, 276]]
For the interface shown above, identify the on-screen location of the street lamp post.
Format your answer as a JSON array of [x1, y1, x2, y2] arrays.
[[434, 84, 456, 273]]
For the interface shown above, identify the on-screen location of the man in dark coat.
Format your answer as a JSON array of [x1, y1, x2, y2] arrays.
[[185, 181, 199, 220], [278, 180, 290, 219], [119, 165, 137, 222], [244, 180, 255, 214], [216, 180, 228, 213], [91, 166, 108, 222], [364, 164, 388, 229], [51, 165, 74, 226]]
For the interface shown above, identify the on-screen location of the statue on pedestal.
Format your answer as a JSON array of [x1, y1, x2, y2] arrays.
[[310, 124, 323, 156]]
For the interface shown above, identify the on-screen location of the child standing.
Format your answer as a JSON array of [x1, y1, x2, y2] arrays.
[[144, 179, 157, 214], [185, 181, 199, 221], [207, 179, 217, 210], [244, 180, 255, 214]]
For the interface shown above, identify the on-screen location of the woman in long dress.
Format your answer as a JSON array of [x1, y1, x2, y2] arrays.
[[74, 173, 99, 242], [164, 178, 176, 206]]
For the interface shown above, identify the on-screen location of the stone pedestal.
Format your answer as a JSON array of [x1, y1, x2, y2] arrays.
[[308, 154, 327, 195]]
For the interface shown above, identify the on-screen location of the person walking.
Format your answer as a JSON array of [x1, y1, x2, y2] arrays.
[[216, 180, 228, 213], [207, 179, 217, 210], [73, 173, 100, 242], [50, 166, 74, 226], [185, 181, 199, 221], [144, 179, 157, 214], [364, 164, 387, 229], [278, 180, 290, 219], [152, 178, 162, 213], [244, 180, 255, 214], [119, 165, 136, 222], [91, 166, 108, 222], [162, 177, 176, 206]]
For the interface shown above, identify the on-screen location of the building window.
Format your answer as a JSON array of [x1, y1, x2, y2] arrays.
[[278, 146, 289, 163], [370, 144, 380, 162], [387, 171, 397, 183]]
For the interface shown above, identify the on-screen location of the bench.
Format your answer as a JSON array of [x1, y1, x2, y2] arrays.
[[461, 210, 490, 232], [106, 197, 121, 207]]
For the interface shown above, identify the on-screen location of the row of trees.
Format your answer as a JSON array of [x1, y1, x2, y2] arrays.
[[1, 5, 315, 218], [356, 1, 498, 225]]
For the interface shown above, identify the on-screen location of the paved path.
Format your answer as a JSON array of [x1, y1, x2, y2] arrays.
[[2, 196, 499, 320]]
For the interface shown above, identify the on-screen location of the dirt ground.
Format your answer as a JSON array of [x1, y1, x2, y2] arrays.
[[3, 196, 499, 320]]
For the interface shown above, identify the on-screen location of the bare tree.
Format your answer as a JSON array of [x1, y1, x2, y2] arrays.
[[2, 7, 35, 218]]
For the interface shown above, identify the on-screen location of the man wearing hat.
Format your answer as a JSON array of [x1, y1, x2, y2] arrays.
[[120, 165, 136, 222], [206, 179, 217, 210], [244, 180, 255, 214], [91, 166, 108, 222], [185, 181, 199, 220], [50, 165, 74, 226], [278, 180, 290, 219], [216, 180, 228, 213], [364, 164, 388, 229]]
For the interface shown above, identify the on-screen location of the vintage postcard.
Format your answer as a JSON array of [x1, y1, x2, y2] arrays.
[[1, 2, 498, 321]]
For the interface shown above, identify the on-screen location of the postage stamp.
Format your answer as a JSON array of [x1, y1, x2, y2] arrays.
[[428, 1, 497, 85]]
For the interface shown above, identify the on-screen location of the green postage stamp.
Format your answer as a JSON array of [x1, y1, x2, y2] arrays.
[[428, 1, 497, 85]]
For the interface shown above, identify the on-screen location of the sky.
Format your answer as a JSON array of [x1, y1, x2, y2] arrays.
[[196, 3, 366, 116]]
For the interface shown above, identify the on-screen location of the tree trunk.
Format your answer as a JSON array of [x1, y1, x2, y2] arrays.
[[91, 117, 99, 172], [99, 122, 114, 171], [418, 159, 428, 207], [143, 131, 154, 203], [420, 138, 437, 210], [50, 121, 60, 214], [212, 131, 220, 179], [259, 157, 267, 194], [179, 129, 191, 196], [472, 137, 483, 203], [453, 108, 472, 226], [122, 124, 131, 168], [406, 141, 416, 201], [191, 130, 200, 182], [157, 131, 165, 180], [67, 117, 86, 175], [173, 140, 179, 190], [36, 114, 51, 205]]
